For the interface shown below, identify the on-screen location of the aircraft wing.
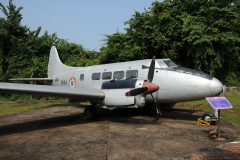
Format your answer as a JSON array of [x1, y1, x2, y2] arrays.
[[0, 82, 105, 100], [9, 78, 53, 82]]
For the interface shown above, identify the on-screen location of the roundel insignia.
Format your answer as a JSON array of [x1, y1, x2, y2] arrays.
[[68, 77, 77, 88]]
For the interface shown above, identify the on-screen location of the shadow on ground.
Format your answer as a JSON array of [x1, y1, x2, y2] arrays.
[[0, 107, 200, 136]]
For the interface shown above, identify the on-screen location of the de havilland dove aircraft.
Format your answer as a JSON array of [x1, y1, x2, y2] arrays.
[[0, 46, 224, 119]]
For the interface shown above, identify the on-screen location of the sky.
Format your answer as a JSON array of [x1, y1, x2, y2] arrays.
[[1, 0, 157, 51]]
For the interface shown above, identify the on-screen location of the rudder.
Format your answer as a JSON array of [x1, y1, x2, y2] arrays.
[[47, 46, 68, 78]]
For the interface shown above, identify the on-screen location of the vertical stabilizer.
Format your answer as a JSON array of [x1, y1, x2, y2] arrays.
[[48, 46, 68, 78]]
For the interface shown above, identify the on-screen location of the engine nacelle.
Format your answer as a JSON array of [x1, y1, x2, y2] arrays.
[[102, 89, 135, 106], [101, 79, 146, 107], [135, 95, 146, 107]]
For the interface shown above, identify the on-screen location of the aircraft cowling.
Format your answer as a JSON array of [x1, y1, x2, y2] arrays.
[[102, 89, 146, 107], [101, 79, 146, 107], [102, 89, 135, 106], [135, 95, 146, 107]]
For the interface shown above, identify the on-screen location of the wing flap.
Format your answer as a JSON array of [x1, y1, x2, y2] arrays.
[[0, 82, 104, 99]]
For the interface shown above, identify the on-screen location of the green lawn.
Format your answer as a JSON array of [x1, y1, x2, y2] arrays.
[[0, 101, 67, 116], [0, 92, 239, 128], [178, 91, 240, 128]]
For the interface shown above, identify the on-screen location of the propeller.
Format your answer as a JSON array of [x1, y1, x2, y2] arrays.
[[125, 56, 162, 119], [148, 55, 156, 82], [125, 57, 158, 96], [125, 87, 148, 96], [125, 81, 159, 96], [151, 94, 162, 118], [147, 56, 162, 119]]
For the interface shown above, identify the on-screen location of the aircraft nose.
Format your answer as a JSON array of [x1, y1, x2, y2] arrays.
[[211, 77, 223, 95]]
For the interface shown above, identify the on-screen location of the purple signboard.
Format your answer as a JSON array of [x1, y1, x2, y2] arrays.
[[206, 97, 232, 110]]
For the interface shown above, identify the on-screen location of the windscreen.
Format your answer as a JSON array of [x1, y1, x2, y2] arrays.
[[163, 59, 178, 67]]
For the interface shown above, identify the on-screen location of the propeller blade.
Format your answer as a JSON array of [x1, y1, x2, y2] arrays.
[[142, 65, 149, 69], [150, 94, 162, 120], [125, 87, 148, 96], [147, 56, 156, 82]]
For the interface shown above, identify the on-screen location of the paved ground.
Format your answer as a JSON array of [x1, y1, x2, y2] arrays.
[[192, 142, 240, 160], [0, 104, 239, 160]]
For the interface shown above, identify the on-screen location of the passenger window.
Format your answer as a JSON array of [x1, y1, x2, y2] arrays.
[[92, 72, 101, 80], [80, 74, 84, 81], [102, 72, 112, 80], [113, 71, 124, 80], [126, 70, 138, 79]]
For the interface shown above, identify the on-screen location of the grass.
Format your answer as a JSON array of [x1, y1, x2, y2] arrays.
[[0, 103, 49, 116], [0, 100, 67, 116], [178, 91, 240, 128], [0, 92, 239, 128]]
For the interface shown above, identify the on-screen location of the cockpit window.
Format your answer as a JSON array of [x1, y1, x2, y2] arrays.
[[163, 59, 177, 67]]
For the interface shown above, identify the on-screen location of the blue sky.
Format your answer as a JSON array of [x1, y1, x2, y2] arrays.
[[1, 0, 157, 51]]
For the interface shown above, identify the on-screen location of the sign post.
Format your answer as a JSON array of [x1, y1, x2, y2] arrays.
[[217, 109, 220, 138], [206, 97, 232, 138]]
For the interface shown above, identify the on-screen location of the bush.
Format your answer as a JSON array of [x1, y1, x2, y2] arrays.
[[224, 72, 240, 86]]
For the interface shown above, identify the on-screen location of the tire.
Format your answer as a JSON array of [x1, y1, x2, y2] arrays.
[[84, 106, 97, 120]]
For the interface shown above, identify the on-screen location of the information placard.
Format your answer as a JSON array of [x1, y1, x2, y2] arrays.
[[206, 97, 232, 110]]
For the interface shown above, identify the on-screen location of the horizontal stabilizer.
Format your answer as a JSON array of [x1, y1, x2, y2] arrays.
[[9, 78, 53, 81], [0, 82, 105, 100]]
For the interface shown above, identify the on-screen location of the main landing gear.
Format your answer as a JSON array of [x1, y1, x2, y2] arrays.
[[83, 105, 98, 120]]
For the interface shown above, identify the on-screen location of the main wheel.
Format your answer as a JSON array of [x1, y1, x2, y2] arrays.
[[84, 106, 97, 120]]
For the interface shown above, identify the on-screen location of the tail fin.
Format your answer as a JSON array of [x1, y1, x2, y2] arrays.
[[48, 46, 68, 78]]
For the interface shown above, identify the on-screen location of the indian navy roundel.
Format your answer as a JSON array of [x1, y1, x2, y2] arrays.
[[68, 77, 77, 88]]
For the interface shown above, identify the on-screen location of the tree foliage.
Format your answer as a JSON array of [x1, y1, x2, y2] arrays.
[[99, 32, 142, 63], [0, 0, 240, 85], [100, 0, 240, 85], [0, 0, 94, 81]]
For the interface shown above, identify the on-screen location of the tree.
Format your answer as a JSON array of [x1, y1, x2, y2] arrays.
[[100, 0, 240, 84], [0, 0, 25, 80], [0, 0, 93, 80], [99, 32, 142, 63]]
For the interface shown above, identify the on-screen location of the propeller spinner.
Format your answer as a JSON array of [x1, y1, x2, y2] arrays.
[[125, 57, 159, 96]]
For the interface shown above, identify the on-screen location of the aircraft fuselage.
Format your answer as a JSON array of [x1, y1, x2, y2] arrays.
[[51, 59, 223, 106]]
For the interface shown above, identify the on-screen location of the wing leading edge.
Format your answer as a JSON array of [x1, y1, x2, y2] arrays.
[[0, 82, 105, 100], [9, 78, 53, 81]]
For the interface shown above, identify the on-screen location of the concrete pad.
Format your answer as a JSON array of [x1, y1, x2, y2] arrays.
[[0, 105, 239, 160]]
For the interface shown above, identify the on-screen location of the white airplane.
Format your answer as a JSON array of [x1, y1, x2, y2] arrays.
[[0, 46, 224, 119]]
